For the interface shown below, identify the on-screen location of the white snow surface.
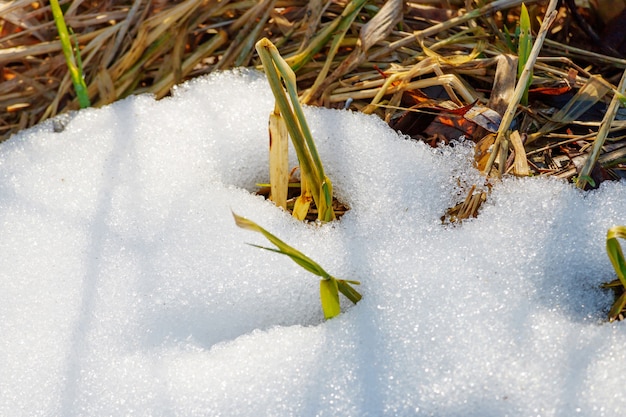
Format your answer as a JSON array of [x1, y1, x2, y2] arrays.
[[3, 69, 626, 416]]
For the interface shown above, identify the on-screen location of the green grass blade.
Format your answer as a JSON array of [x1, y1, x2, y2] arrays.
[[256, 39, 318, 183], [233, 212, 330, 278], [608, 291, 626, 322], [517, 3, 532, 106], [256, 38, 335, 221], [71, 31, 90, 108], [337, 280, 362, 304], [246, 244, 329, 278], [607, 226, 626, 288], [50, 0, 91, 108], [233, 212, 362, 319], [318, 179, 335, 223], [268, 44, 325, 183]]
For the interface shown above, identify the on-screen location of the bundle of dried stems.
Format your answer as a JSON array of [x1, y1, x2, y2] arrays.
[[2, 0, 626, 193]]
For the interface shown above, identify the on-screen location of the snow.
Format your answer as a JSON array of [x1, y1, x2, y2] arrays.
[[2, 68, 626, 416]]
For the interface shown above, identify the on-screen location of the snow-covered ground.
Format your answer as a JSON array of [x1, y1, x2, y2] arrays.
[[3, 69, 626, 416]]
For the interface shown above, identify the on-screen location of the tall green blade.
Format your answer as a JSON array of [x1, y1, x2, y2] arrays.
[[517, 3, 532, 106], [256, 37, 336, 221], [50, 0, 91, 108], [233, 212, 330, 278]]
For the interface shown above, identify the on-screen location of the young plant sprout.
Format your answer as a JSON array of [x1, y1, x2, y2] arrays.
[[603, 226, 626, 321], [517, 3, 532, 106], [255, 37, 335, 223], [233, 212, 361, 320], [50, 0, 90, 109]]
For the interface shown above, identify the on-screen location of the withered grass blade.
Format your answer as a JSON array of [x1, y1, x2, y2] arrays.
[[488, 54, 518, 116], [509, 130, 530, 176], [269, 108, 289, 210], [527, 75, 612, 144], [284, 0, 368, 73], [306, 0, 403, 103], [217, 0, 277, 69], [292, 177, 313, 221], [296, 0, 327, 52], [576, 68, 626, 189], [482, 0, 559, 177], [5, 0, 626, 191], [300, 0, 366, 104]]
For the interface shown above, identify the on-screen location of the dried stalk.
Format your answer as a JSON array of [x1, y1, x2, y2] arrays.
[[576, 68, 626, 189], [482, 0, 559, 177]]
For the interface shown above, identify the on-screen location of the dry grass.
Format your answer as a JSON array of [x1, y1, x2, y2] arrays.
[[2, 0, 626, 192]]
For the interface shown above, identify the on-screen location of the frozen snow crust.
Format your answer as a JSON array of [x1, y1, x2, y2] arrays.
[[3, 69, 626, 416]]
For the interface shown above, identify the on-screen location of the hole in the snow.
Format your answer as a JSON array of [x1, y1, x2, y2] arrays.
[[254, 168, 350, 222], [441, 183, 490, 225]]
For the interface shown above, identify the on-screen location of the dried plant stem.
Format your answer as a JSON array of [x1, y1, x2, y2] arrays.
[[268, 107, 289, 209], [543, 39, 626, 68], [576, 68, 626, 189], [370, 0, 539, 61], [285, 0, 368, 72], [527, 75, 612, 144], [482, 0, 559, 177], [300, 0, 365, 103], [148, 31, 228, 98], [329, 73, 476, 103], [5, 0, 626, 172], [305, 0, 403, 103]]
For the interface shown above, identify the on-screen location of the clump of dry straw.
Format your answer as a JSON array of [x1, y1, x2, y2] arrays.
[[2, 0, 626, 193]]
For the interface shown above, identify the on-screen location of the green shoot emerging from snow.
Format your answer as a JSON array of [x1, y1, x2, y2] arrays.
[[255, 37, 335, 222], [233, 212, 361, 319], [603, 226, 626, 321]]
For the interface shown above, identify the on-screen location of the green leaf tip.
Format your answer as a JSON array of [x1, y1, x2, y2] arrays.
[[517, 3, 532, 106], [605, 226, 626, 321], [232, 211, 361, 319], [50, 0, 91, 109]]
